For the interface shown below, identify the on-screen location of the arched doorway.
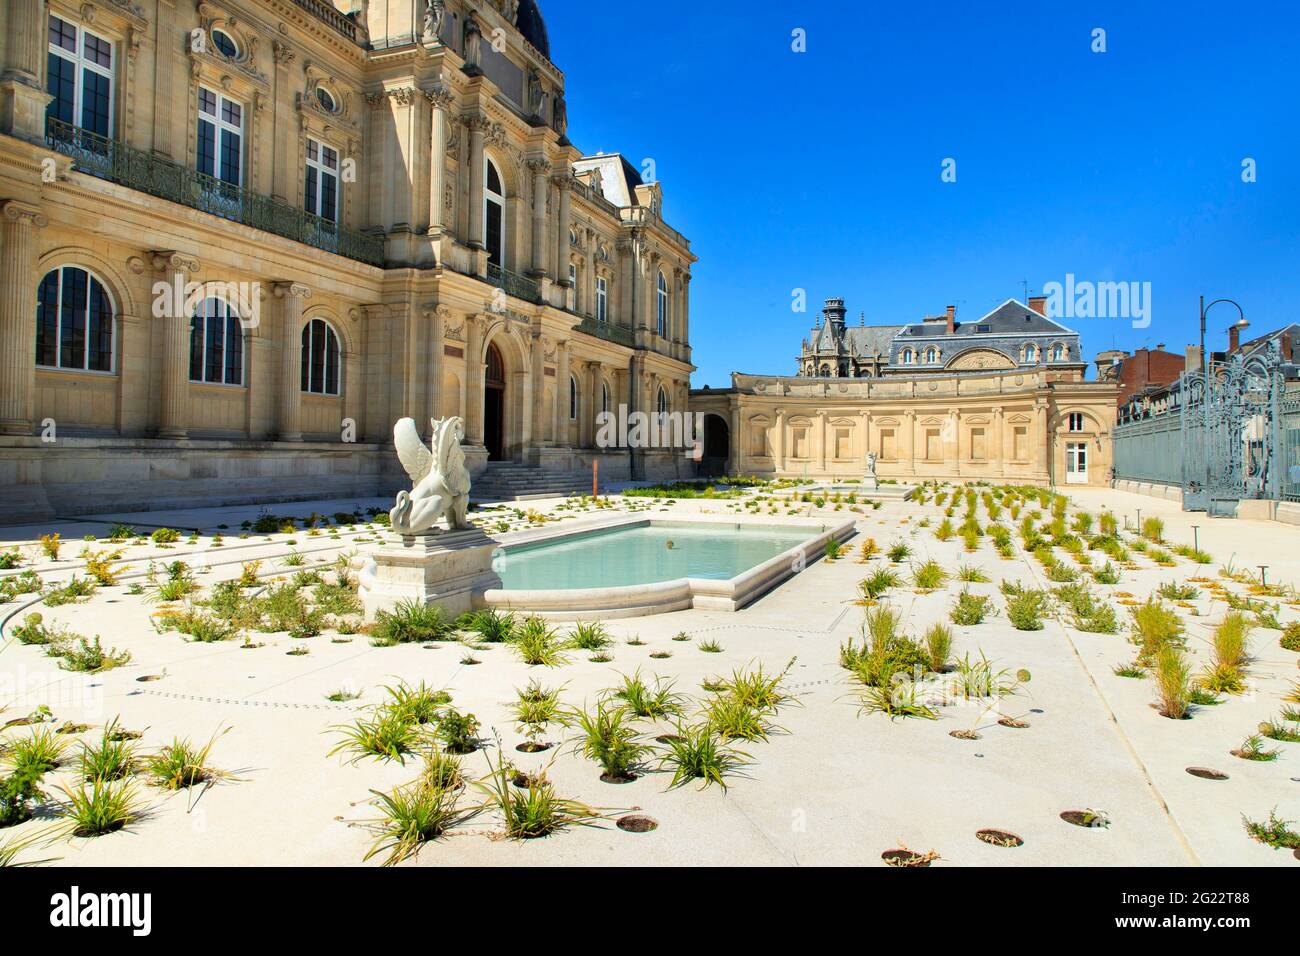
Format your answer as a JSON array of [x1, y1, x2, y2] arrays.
[[701, 413, 730, 477], [484, 343, 506, 461]]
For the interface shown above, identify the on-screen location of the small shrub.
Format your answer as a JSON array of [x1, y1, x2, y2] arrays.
[[887, 541, 912, 563], [1153, 645, 1192, 719], [956, 565, 990, 583], [363, 776, 466, 866], [144, 732, 229, 790], [1157, 581, 1200, 601], [858, 567, 901, 601], [475, 747, 600, 839], [569, 700, 649, 779], [513, 616, 569, 667], [911, 559, 947, 592], [568, 620, 611, 650], [1141, 517, 1165, 544], [55, 636, 131, 673], [1281, 622, 1300, 652], [434, 708, 480, 755], [612, 671, 683, 719], [58, 778, 141, 836], [1006, 588, 1050, 631], [1234, 734, 1280, 762], [657, 722, 750, 791], [950, 589, 992, 626], [371, 600, 450, 646], [1130, 599, 1184, 662], [150, 527, 181, 546], [923, 623, 953, 672], [1243, 809, 1300, 850], [39, 534, 61, 560]]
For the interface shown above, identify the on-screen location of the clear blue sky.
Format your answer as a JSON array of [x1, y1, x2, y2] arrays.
[[546, 0, 1300, 386]]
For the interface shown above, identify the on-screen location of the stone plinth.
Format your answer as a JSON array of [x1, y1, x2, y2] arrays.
[[358, 528, 502, 621]]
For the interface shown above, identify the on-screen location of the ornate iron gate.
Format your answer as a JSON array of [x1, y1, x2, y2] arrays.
[[1180, 342, 1283, 516]]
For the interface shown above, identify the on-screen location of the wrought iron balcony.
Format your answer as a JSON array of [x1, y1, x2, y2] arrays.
[[573, 317, 635, 348], [45, 118, 385, 267], [486, 262, 542, 304]]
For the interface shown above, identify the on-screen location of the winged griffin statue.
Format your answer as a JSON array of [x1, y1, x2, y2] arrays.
[[390, 417, 472, 536]]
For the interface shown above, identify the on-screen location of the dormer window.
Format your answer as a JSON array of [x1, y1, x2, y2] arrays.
[[1051, 343, 1065, 362], [925, 347, 938, 364], [901, 348, 914, 365], [977, 324, 991, 333]]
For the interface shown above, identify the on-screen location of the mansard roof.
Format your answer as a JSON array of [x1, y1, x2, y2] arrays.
[[901, 299, 1077, 338]]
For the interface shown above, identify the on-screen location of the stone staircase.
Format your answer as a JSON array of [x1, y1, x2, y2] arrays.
[[470, 462, 596, 502]]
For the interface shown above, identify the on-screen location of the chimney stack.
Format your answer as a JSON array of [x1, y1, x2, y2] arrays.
[[1028, 295, 1048, 317], [945, 305, 955, 334], [1228, 322, 1243, 353]]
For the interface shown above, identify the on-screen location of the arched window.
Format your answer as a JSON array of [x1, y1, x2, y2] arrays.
[[1024, 344, 1039, 363], [484, 156, 505, 267], [301, 318, 340, 395], [925, 347, 938, 364], [601, 382, 610, 415], [1051, 343, 1065, 362], [35, 266, 114, 372], [657, 386, 668, 416], [212, 29, 239, 59], [656, 271, 669, 337], [901, 348, 914, 365], [569, 374, 579, 421], [189, 295, 245, 385]]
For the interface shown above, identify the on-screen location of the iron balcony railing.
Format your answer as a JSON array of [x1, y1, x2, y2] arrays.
[[572, 317, 635, 348], [46, 118, 385, 267], [486, 262, 542, 304]]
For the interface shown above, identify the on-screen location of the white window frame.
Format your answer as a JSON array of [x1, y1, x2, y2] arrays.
[[901, 348, 914, 365], [1068, 412, 1084, 432], [596, 276, 608, 324], [48, 15, 115, 136], [197, 85, 244, 186], [1051, 343, 1066, 362], [925, 347, 938, 364], [35, 265, 116, 374], [483, 155, 506, 266], [305, 137, 340, 223], [568, 262, 578, 311]]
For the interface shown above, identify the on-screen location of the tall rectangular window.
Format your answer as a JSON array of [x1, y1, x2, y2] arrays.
[[197, 87, 243, 186], [305, 139, 339, 223], [46, 15, 114, 137], [970, 427, 987, 461], [1013, 426, 1029, 461], [596, 277, 608, 324], [568, 263, 578, 311], [925, 428, 942, 461]]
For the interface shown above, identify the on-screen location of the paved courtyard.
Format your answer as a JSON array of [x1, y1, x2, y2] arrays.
[[1, 484, 1297, 866]]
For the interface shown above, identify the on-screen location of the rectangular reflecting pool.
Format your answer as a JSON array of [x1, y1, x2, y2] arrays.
[[492, 522, 817, 591]]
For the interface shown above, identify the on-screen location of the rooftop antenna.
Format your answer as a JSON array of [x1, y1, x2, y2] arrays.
[[1021, 279, 1030, 301]]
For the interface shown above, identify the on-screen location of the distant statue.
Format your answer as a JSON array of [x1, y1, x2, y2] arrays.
[[527, 69, 547, 118], [390, 417, 472, 535], [463, 14, 482, 72], [422, 0, 445, 41], [864, 451, 879, 490], [553, 94, 569, 139]]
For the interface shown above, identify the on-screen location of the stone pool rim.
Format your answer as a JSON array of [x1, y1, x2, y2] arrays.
[[477, 513, 856, 620]]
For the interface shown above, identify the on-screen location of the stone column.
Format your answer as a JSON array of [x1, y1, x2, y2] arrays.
[[271, 41, 297, 202], [527, 158, 549, 278], [947, 407, 960, 474], [583, 360, 601, 448], [275, 282, 311, 441], [0, 0, 51, 141], [1036, 399, 1050, 482], [466, 116, 487, 252], [554, 173, 572, 286], [817, 412, 827, 473], [902, 410, 916, 474], [774, 408, 786, 474], [0, 201, 47, 433], [464, 314, 484, 444], [152, 1, 178, 158], [991, 405, 1004, 477], [152, 251, 200, 439], [426, 306, 446, 425], [426, 86, 452, 237], [727, 402, 741, 476], [554, 338, 570, 446], [529, 329, 545, 447]]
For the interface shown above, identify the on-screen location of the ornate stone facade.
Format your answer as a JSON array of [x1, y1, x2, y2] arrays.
[[691, 367, 1117, 487], [0, 0, 695, 520]]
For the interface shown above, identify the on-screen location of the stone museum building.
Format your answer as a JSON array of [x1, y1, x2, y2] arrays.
[[0, 0, 696, 520], [693, 296, 1118, 486]]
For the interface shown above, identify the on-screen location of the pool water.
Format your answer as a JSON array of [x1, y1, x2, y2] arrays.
[[493, 523, 816, 591]]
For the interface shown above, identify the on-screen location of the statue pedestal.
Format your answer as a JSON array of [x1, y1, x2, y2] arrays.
[[358, 528, 502, 621], [863, 476, 879, 491]]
